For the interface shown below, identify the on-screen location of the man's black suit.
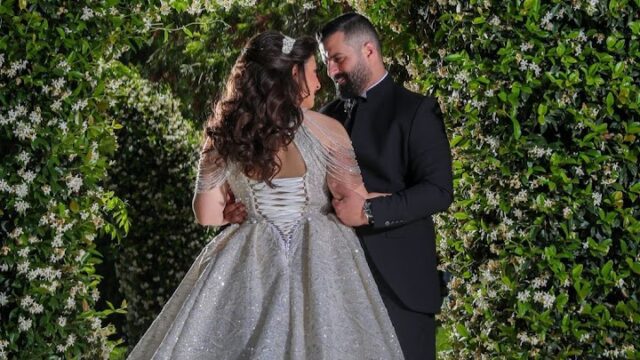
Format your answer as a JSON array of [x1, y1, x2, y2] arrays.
[[321, 75, 453, 359]]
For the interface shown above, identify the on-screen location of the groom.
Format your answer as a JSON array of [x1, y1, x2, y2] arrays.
[[318, 13, 453, 360]]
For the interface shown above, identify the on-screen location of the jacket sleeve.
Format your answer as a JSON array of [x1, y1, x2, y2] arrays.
[[369, 97, 453, 229]]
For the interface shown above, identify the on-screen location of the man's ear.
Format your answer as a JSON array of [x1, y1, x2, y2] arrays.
[[362, 41, 375, 59]]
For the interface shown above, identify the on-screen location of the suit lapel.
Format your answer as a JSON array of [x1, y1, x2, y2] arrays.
[[350, 76, 396, 153]]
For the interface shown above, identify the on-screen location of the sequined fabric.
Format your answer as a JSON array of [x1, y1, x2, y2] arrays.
[[128, 119, 404, 360]]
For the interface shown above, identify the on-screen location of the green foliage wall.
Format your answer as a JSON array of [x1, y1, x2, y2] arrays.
[[101, 63, 210, 345], [0, 1, 150, 358], [354, 0, 640, 357]]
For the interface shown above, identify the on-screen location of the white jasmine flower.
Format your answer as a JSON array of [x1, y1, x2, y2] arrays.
[[71, 98, 88, 112], [17, 247, 29, 257], [0, 292, 8, 306], [187, 0, 203, 15], [29, 110, 42, 124], [0, 179, 9, 192], [65, 296, 75, 310], [592, 192, 602, 206], [14, 183, 28, 197], [159, 1, 171, 15], [51, 99, 62, 112], [533, 291, 544, 303], [66, 175, 83, 193], [517, 290, 530, 302], [13, 122, 36, 141], [91, 288, 100, 302], [80, 7, 95, 20], [19, 169, 36, 183], [520, 42, 534, 52], [17, 151, 30, 164], [58, 316, 67, 327], [577, 30, 587, 42], [91, 317, 102, 330], [10, 227, 23, 238], [532, 276, 547, 289], [66, 334, 76, 347], [514, 190, 528, 203], [18, 316, 32, 332], [15, 199, 30, 214], [563, 207, 572, 218], [30, 302, 44, 314]]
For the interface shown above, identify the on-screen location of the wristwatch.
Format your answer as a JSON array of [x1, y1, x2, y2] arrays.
[[363, 199, 374, 225]]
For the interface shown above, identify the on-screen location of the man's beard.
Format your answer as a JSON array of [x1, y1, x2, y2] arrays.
[[334, 60, 370, 99]]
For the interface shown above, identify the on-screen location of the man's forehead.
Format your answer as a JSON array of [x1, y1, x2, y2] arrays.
[[319, 32, 347, 60]]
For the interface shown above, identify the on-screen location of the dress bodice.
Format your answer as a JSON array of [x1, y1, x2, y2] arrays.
[[224, 123, 333, 249]]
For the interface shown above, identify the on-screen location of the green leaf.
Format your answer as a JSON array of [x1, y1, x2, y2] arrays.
[[445, 53, 463, 62], [510, 111, 521, 139], [626, 258, 640, 274], [453, 212, 469, 220], [606, 92, 615, 108], [572, 264, 583, 279], [69, 200, 80, 213], [601, 260, 614, 278]]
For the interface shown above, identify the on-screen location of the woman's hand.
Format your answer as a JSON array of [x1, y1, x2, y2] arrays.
[[366, 192, 391, 199]]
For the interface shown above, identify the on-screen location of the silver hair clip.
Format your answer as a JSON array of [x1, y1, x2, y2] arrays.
[[282, 35, 295, 55]]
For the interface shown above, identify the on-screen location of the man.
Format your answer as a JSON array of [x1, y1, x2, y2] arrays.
[[318, 13, 453, 360]]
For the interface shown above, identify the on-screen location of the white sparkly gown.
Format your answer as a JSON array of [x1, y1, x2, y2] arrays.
[[128, 111, 404, 360]]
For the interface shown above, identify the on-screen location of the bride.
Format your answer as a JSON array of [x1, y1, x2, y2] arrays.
[[127, 31, 403, 360]]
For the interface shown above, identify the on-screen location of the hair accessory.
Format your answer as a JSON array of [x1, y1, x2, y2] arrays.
[[282, 35, 295, 54]]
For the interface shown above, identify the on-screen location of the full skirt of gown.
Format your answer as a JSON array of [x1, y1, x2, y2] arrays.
[[128, 116, 404, 360]]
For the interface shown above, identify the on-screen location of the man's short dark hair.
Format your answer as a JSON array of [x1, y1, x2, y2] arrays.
[[318, 13, 381, 53]]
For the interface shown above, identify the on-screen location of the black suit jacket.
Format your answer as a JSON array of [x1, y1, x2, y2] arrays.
[[320, 75, 453, 314]]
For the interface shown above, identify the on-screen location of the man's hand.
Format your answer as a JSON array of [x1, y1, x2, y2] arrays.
[[330, 181, 368, 227], [222, 191, 247, 224]]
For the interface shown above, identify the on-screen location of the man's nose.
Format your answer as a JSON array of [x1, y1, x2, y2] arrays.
[[327, 61, 339, 78]]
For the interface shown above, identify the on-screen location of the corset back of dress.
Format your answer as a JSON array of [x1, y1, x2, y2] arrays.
[[224, 124, 332, 246]]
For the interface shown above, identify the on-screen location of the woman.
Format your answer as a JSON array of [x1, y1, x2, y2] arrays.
[[128, 31, 403, 360]]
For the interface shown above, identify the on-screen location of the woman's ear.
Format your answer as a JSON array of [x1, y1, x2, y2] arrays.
[[291, 65, 298, 78]]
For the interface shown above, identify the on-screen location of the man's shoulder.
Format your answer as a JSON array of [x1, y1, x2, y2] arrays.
[[318, 98, 347, 122], [394, 81, 435, 104], [389, 83, 439, 117]]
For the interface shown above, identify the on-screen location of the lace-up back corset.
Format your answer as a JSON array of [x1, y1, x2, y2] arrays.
[[223, 121, 348, 252], [249, 177, 308, 248]]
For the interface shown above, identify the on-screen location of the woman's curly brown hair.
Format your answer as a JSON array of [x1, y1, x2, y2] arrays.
[[205, 31, 318, 186]]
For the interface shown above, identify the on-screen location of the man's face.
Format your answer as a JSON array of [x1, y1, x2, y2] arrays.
[[321, 31, 371, 99]]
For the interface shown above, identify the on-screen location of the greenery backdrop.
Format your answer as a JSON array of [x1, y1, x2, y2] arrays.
[[1, 0, 638, 359]]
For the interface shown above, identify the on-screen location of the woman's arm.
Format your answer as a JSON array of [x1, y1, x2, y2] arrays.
[[192, 183, 229, 226]]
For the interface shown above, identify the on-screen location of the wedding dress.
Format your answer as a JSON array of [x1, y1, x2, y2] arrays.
[[128, 110, 404, 360]]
